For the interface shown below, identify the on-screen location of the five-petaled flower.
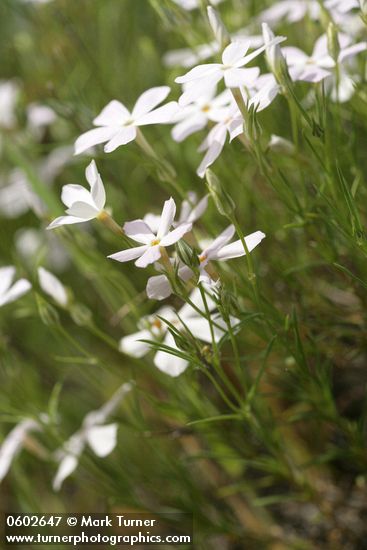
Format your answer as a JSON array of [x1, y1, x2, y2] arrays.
[[74, 87, 178, 155], [47, 160, 106, 229], [175, 36, 285, 104], [108, 197, 192, 268]]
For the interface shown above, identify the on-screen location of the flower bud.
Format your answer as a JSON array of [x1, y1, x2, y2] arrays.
[[176, 239, 200, 270], [327, 22, 340, 62], [207, 6, 230, 49], [205, 169, 235, 218], [262, 23, 288, 85]]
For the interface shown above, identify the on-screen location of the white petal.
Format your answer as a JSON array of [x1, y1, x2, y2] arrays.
[[108, 245, 148, 263], [171, 114, 207, 142], [222, 41, 250, 66], [146, 275, 173, 301], [65, 201, 99, 219], [160, 222, 192, 247], [46, 215, 87, 229], [224, 67, 260, 88], [185, 317, 225, 343], [197, 137, 226, 178], [0, 266, 15, 296], [203, 225, 235, 258], [241, 36, 286, 67], [119, 329, 152, 357], [339, 42, 367, 63], [0, 279, 31, 307], [175, 63, 222, 84], [53, 454, 79, 491], [178, 76, 222, 106], [143, 213, 161, 233], [153, 333, 188, 377], [0, 419, 39, 482], [85, 160, 106, 211], [123, 220, 155, 244], [215, 230, 266, 260], [104, 126, 137, 152], [38, 267, 68, 307], [93, 100, 130, 126], [74, 127, 118, 155], [61, 184, 94, 208], [135, 245, 161, 268], [157, 197, 176, 239], [137, 102, 178, 126], [132, 86, 170, 118], [297, 66, 331, 83], [86, 423, 118, 458], [185, 194, 209, 223]]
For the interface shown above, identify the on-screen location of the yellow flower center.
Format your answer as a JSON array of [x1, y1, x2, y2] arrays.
[[199, 253, 207, 264], [201, 104, 211, 113], [151, 238, 161, 246]]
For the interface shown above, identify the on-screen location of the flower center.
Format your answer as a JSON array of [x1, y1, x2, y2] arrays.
[[152, 319, 162, 329], [124, 118, 135, 126], [199, 253, 207, 264], [151, 238, 161, 246], [201, 104, 211, 113]]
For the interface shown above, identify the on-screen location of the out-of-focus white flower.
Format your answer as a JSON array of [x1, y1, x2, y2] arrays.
[[47, 160, 106, 229], [15, 228, 70, 272], [53, 382, 133, 491], [120, 288, 237, 377], [147, 225, 265, 299], [284, 33, 366, 101], [259, 1, 320, 26], [0, 266, 31, 307], [325, 0, 359, 13], [0, 80, 19, 129], [0, 169, 43, 219], [38, 267, 68, 307], [172, 0, 223, 10], [283, 33, 366, 84], [175, 37, 285, 103], [144, 192, 208, 233], [268, 134, 295, 154], [172, 86, 232, 141], [27, 103, 56, 130], [0, 418, 42, 483], [164, 42, 220, 69], [74, 87, 178, 155], [108, 198, 192, 269]]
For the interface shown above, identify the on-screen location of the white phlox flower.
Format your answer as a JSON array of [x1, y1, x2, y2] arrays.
[[0, 418, 42, 483], [172, 85, 232, 142], [175, 36, 286, 103], [108, 197, 192, 269], [47, 160, 106, 229], [282, 33, 367, 89], [259, 1, 320, 26], [120, 287, 238, 377], [0, 169, 43, 219], [27, 103, 56, 131], [0, 266, 31, 307], [146, 225, 266, 299], [38, 267, 68, 307], [197, 225, 266, 284], [74, 87, 178, 155], [53, 382, 133, 491]]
